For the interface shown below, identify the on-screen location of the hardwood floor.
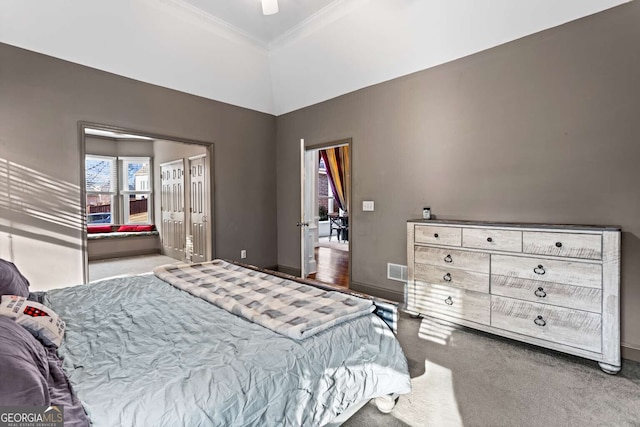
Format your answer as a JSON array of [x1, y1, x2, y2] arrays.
[[307, 246, 349, 288]]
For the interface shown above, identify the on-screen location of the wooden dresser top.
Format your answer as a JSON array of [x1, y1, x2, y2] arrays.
[[407, 219, 621, 232]]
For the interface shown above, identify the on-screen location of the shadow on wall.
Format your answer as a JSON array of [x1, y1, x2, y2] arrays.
[[0, 157, 83, 260]]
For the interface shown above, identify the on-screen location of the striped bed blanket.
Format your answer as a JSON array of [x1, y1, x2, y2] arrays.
[[153, 260, 374, 340]]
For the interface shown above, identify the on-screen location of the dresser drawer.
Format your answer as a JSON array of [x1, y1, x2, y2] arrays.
[[491, 296, 601, 352], [415, 225, 461, 247], [414, 246, 490, 273], [414, 284, 490, 325], [415, 264, 489, 293], [462, 228, 522, 252], [522, 232, 602, 260], [491, 275, 602, 313], [491, 254, 601, 289]]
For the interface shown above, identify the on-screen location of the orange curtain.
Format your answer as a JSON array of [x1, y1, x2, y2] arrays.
[[321, 146, 349, 212]]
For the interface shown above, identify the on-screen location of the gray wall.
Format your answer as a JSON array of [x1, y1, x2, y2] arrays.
[[0, 42, 277, 289], [276, 2, 640, 358]]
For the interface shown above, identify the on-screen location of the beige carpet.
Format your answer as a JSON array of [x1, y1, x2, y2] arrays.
[[344, 313, 640, 427], [88, 254, 178, 282]]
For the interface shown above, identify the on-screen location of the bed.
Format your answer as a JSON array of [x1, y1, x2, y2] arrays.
[[0, 259, 411, 426]]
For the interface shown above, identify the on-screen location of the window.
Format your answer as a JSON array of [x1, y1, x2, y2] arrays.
[[85, 155, 116, 224], [85, 155, 152, 225], [121, 158, 151, 224]]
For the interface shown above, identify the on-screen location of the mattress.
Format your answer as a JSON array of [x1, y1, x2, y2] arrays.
[[44, 273, 411, 426]]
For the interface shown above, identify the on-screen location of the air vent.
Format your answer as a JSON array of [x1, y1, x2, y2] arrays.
[[387, 263, 407, 282]]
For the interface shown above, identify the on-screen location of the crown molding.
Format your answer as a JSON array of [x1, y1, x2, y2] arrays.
[[162, 0, 372, 53], [161, 0, 269, 51], [268, 0, 372, 51]]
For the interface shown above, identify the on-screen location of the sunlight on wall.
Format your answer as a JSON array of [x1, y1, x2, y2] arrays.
[[392, 360, 463, 427], [0, 158, 84, 290]]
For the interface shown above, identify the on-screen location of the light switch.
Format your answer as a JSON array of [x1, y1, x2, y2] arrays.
[[363, 201, 374, 211]]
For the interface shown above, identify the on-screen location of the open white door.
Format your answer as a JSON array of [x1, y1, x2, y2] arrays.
[[299, 139, 317, 278]]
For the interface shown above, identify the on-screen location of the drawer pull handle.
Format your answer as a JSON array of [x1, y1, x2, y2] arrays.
[[434, 233, 439, 238], [534, 287, 547, 298], [445, 296, 453, 306], [555, 241, 563, 248], [486, 237, 493, 242], [534, 264, 546, 275], [444, 254, 453, 263], [443, 273, 452, 282], [534, 315, 546, 327]]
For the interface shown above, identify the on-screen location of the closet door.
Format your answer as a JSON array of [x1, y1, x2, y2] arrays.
[[160, 160, 185, 260], [189, 156, 208, 263]]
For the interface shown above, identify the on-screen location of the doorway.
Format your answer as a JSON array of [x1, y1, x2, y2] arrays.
[[79, 122, 215, 283], [300, 139, 351, 288]]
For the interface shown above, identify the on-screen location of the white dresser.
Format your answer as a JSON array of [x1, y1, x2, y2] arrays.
[[405, 220, 621, 373]]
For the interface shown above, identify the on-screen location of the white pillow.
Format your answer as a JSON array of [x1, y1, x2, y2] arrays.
[[0, 295, 65, 347]]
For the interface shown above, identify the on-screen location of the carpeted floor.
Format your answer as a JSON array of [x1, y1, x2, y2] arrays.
[[344, 313, 640, 427], [88, 254, 178, 282]]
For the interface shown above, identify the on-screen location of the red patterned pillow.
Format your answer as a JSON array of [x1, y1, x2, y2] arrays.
[[135, 225, 154, 232], [87, 225, 112, 234], [0, 295, 65, 347], [117, 225, 138, 232]]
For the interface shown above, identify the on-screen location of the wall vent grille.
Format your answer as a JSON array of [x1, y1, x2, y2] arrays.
[[387, 263, 407, 282]]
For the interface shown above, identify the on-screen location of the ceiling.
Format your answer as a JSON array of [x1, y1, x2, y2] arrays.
[[178, 0, 342, 47], [0, 0, 631, 114]]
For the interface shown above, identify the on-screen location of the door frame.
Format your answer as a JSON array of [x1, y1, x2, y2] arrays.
[[78, 121, 216, 283], [300, 138, 352, 285]]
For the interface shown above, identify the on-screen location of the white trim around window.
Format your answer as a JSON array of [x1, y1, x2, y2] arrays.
[[84, 155, 153, 225]]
